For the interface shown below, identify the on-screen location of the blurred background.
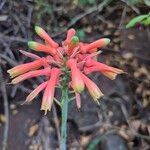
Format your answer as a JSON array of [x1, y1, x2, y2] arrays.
[[0, 0, 149, 149]]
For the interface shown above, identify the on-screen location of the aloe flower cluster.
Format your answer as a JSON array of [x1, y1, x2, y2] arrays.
[[7, 26, 124, 114]]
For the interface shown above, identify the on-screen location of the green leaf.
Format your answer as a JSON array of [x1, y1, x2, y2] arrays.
[[141, 16, 150, 25], [79, 0, 96, 5], [126, 14, 150, 28], [144, 0, 150, 6], [87, 138, 101, 150], [76, 29, 85, 41], [128, 0, 142, 5], [87, 0, 96, 4]]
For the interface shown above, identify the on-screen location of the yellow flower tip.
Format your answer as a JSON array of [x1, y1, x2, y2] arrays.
[[93, 91, 104, 101], [101, 67, 124, 80], [100, 92, 104, 98], [10, 75, 15, 79], [102, 72, 117, 80], [7, 70, 12, 76], [96, 100, 100, 105], [44, 110, 47, 115], [103, 38, 110, 45], [74, 85, 84, 93], [35, 26, 42, 34], [40, 103, 50, 115], [11, 79, 17, 84], [95, 93, 104, 105], [8, 71, 16, 77], [7, 70, 20, 78], [7, 69, 11, 73], [28, 41, 37, 50], [40, 108, 49, 115]]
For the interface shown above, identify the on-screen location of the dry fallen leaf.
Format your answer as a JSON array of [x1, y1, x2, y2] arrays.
[[28, 124, 39, 137], [0, 114, 6, 123]]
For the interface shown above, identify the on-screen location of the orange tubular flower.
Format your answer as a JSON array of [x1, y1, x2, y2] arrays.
[[7, 58, 47, 78], [7, 26, 124, 113], [85, 57, 124, 80], [81, 72, 104, 101], [11, 68, 51, 84], [28, 41, 57, 55], [35, 26, 59, 48], [67, 59, 84, 93], [64, 28, 76, 45], [80, 38, 110, 53], [84, 66, 123, 80], [64, 29, 78, 56], [41, 68, 61, 114], [25, 81, 48, 103]]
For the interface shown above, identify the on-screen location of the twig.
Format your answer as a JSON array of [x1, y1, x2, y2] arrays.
[[120, 0, 140, 14], [0, 0, 6, 10], [118, 6, 127, 30], [27, 5, 33, 28], [0, 65, 9, 150], [146, 28, 150, 41], [11, 14, 27, 38], [0, 54, 17, 66], [118, 99, 150, 141], [52, 104, 61, 146], [0, 33, 27, 43], [79, 120, 102, 132], [105, 97, 150, 141]]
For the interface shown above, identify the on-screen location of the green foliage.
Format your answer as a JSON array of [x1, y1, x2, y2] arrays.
[[79, 0, 96, 5], [127, 0, 150, 6], [128, 0, 142, 5], [144, 0, 150, 6], [76, 29, 86, 41], [87, 138, 101, 150], [126, 13, 150, 28]]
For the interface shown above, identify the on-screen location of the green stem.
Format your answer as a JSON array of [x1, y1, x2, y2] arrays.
[[60, 87, 68, 150]]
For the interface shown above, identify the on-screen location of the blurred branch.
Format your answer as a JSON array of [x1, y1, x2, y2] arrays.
[[0, 66, 9, 150], [0, 33, 27, 43], [52, 104, 61, 145], [120, 0, 140, 14]]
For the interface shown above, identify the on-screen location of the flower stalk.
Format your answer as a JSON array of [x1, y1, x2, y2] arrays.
[[59, 63, 70, 150], [60, 86, 68, 150]]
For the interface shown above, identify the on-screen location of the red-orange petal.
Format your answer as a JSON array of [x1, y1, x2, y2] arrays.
[[81, 72, 103, 101], [85, 58, 124, 80], [24, 81, 48, 103], [75, 92, 81, 109], [7, 58, 47, 78], [35, 26, 59, 48], [64, 28, 76, 44], [41, 68, 61, 114], [11, 68, 51, 84], [28, 41, 57, 55], [19, 50, 41, 59], [67, 59, 85, 93], [80, 38, 110, 53]]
